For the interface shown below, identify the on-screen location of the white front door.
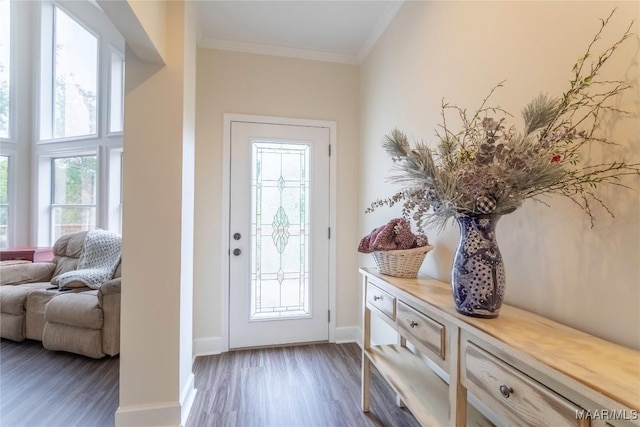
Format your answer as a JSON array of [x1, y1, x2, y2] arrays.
[[228, 119, 330, 349]]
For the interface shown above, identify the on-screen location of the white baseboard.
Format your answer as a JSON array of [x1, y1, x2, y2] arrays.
[[193, 336, 223, 356], [180, 373, 197, 426], [115, 401, 181, 427], [114, 374, 197, 427], [335, 326, 362, 345]]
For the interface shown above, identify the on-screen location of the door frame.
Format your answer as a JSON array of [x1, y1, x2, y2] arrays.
[[221, 113, 337, 352]]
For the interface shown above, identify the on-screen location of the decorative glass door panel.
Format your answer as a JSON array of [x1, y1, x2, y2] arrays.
[[251, 142, 310, 320], [228, 119, 330, 349]]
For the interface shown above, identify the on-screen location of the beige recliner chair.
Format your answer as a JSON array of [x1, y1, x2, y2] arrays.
[[41, 275, 121, 359], [0, 231, 121, 358]]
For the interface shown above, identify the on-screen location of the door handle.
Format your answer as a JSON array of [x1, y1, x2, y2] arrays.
[[233, 248, 241, 256]]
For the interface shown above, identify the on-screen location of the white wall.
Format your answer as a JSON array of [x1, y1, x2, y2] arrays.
[[7, 1, 34, 246], [194, 49, 360, 350], [114, 1, 196, 425], [177, 1, 197, 423], [360, 1, 640, 349]]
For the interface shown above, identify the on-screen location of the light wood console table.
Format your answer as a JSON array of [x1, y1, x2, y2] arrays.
[[360, 268, 640, 427]]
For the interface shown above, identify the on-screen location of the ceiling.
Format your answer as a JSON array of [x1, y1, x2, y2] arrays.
[[196, 1, 403, 64]]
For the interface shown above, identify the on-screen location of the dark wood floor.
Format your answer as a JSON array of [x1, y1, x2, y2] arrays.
[[0, 339, 119, 427], [1, 341, 419, 427], [186, 343, 420, 427]]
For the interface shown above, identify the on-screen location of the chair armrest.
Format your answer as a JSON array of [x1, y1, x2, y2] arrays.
[[99, 277, 121, 356], [99, 278, 121, 296], [0, 262, 56, 286]]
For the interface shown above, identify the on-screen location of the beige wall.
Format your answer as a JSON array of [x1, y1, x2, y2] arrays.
[[360, 1, 640, 349], [194, 49, 360, 345], [116, 1, 196, 425], [127, 0, 166, 60]]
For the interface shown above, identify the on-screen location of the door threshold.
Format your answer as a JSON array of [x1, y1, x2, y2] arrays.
[[229, 340, 330, 352]]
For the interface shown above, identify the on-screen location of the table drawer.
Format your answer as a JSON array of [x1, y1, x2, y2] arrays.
[[366, 281, 395, 321], [463, 341, 589, 427], [396, 301, 445, 360]]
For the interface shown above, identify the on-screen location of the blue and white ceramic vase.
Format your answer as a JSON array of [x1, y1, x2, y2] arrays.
[[451, 214, 505, 318]]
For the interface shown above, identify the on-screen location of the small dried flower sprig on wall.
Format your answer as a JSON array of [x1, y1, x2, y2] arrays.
[[367, 9, 639, 232]]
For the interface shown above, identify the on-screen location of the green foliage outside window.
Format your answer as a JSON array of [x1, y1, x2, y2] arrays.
[[0, 65, 8, 137], [0, 0, 9, 139], [0, 156, 7, 205], [53, 156, 96, 238], [0, 156, 8, 247]]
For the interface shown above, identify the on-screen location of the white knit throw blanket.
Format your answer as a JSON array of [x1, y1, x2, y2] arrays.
[[55, 229, 122, 290]]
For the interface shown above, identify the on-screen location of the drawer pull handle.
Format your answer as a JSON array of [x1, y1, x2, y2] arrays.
[[409, 320, 418, 328], [499, 384, 513, 398], [373, 295, 382, 301]]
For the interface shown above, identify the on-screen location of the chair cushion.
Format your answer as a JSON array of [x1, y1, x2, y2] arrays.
[[45, 291, 102, 329], [0, 283, 53, 315], [43, 323, 105, 359], [0, 314, 25, 341], [51, 230, 121, 290], [0, 263, 55, 286], [0, 260, 31, 266], [26, 289, 59, 340], [25, 287, 89, 340], [52, 231, 87, 277]]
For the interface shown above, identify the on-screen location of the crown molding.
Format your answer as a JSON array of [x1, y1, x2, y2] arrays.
[[197, 1, 404, 66], [358, 1, 404, 63], [198, 38, 360, 65]]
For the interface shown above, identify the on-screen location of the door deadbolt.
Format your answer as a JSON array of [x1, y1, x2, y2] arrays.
[[233, 233, 241, 240], [233, 248, 241, 256]]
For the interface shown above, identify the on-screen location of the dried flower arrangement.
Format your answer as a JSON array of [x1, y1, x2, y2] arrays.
[[367, 10, 639, 232]]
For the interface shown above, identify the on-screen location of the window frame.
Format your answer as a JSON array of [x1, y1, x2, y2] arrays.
[[0, 0, 16, 247], [38, 3, 101, 144], [37, 147, 99, 245], [0, 0, 16, 142], [107, 46, 124, 137], [49, 154, 101, 244], [107, 147, 123, 233], [0, 149, 16, 247], [32, 1, 124, 246]]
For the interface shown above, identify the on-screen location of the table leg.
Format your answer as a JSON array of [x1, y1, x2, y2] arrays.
[[361, 280, 371, 412]]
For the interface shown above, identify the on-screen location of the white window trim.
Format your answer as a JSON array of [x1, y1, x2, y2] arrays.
[[38, 3, 101, 143], [36, 146, 99, 245], [107, 146, 122, 233], [0, 148, 16, 247], [107, 46, 124, 137], [31, 1, 124, 246], [0, 0, 16, 143], [38, 1, 54, 143]]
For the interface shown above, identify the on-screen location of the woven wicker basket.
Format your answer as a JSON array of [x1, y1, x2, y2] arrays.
[[372, 245, 434, 278]]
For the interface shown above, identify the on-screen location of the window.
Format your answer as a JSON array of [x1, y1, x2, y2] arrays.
[[107, 148, 123, 234], [41, 7, 98, 140], [51, 155, 96, 242], [109, 50, 124, 134], [0, 155, 8, 247], [28, 3, 124, 245], [0, 0, 10, 140]]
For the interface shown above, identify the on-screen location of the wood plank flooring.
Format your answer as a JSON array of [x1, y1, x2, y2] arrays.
[[1, 341, 420, 427], [186, 343, 420, 427], [0, 339, 119, 427]]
